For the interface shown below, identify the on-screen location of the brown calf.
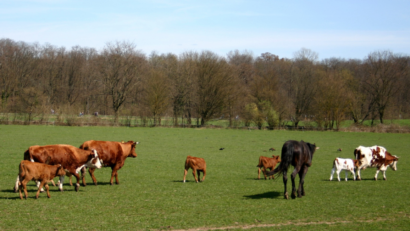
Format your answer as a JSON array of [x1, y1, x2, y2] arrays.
[[257, 155, 281, 180], [18, 160, 66, 199], [183, 156, 206, 183]]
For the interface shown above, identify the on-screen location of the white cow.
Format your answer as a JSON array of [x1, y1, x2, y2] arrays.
[[330, 158, 358, 181], [354, 145, 399, 180]]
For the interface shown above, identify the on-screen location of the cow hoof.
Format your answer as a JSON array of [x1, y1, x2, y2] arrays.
[[374, 177, 377, 181], [94, 182, 97, 186], [284, 193, 289, 200], [383, 178, 386, 181], [291, 194, 296, 199], [110, 182, 113, 185]]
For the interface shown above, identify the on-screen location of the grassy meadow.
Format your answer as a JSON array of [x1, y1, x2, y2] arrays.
[[0, 125, 409, 230]]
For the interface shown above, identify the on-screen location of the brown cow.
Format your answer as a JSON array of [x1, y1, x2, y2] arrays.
[[79, 140, 138, 185], [257, 155, 281, 180], [15, 144, 102, 192], [18, 160, 66, 199], [183, 156, 206, 183]]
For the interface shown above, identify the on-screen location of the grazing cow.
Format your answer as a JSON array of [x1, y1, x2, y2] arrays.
[[267, 140, 317, 199], [329, 158, 358, 181], [257, 155, 281, 180], [15, 145, 102, 192], [18, 160, 66, 199], [269, 148, 276, 151], [354, 145, 399, 180], [79, 140, 138, 185], [183, 156, 206, 183]]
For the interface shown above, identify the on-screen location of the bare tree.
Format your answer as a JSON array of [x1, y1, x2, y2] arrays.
[[362, 51, 408, 124], [98, 41, 146, 122], [194, 51, 234, 125]]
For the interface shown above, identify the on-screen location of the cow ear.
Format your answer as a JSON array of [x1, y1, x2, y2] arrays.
[[275, 156, 280, 160]]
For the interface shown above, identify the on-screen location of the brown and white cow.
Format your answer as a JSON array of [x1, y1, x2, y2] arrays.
[[183, 156, 206, 183], [15, 144, 102, 192], [257, 155, 281, 180], [79, 140, 138, 185], [18, 160, 66, 199], [354, 145, 399, 180]]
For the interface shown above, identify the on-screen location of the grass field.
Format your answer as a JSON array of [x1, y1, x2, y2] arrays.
[[0, 125, 409, 230]]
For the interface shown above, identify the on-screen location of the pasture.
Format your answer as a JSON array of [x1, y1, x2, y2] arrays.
[[0, 125, 409, 230]]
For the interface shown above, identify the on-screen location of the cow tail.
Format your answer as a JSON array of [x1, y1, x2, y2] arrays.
[[19, 162, 27, 180], [266, 144, 293, 179], [256, 156, 263, 167]]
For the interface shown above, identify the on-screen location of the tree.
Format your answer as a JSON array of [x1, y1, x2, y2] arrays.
[[362, 51, 408, 124], [194, 51, 234, 125], [98, 41, 146, 122]]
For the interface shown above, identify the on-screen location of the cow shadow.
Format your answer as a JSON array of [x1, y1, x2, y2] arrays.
[[243, 191, 281, 199]]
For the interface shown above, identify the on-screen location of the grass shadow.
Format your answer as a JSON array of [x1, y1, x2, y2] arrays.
[[243, 191, 281, 199]]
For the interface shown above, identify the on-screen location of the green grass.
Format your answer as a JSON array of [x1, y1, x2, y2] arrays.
[[0, 125, 409, 230]]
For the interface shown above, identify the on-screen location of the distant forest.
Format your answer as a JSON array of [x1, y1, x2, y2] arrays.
[[1, 38, 409, 129]]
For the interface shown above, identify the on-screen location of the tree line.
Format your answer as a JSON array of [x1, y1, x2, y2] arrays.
[[1, 38, 409, 129]]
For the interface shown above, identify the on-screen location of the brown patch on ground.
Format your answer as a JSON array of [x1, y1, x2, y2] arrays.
[[168, 215, 410, 231]]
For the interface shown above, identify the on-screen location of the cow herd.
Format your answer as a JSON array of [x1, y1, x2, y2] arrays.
[[14, 137, 399, 200], [185, 140, 400, 200], [15, 140, 139, 199]]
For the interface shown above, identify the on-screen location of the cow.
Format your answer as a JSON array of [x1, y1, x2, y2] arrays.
[[183, 156, 206, 183], [329, 158, 358, 181], [257, 155, 281, 180], [79, 140, 139, 185], [14, 144, 102, 192], [18, 160, 66, 199], [354, 145, 399, 180]]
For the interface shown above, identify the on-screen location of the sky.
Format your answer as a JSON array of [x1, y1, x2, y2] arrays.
[[1, 0, 410, 60]]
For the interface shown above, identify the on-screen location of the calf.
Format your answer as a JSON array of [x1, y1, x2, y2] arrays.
[[257, 155, 281, 180], [183, 156, 206, 183], [329, 158, 358, 181], [18, 160, 66, 199]]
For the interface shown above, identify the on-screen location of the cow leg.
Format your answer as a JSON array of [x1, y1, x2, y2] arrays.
[[196, 170, 201, 182], [345, 170, 349, 181], [262, 167, 268, 180], [374, 170, 380, 180], [14, 175, 20, 193], [350, 169, 356, 181], [383, 170, 387, 180], [290, 167, 299, 199], [336, 169, 342, 182], [356, 168, 362, 180], [88, 168, 98, 186], [330, 167, 335, 181], [72, 172, 81, 191], [298, 166, 308, 197], [36, 181, 45, 192], [44, 183, 51, 198], [202, 169, 206, 182], [257, 167, 261, 180], [81, 167, 87, 186], [110, 165, 121, 185], [20, 179, 29, 200], [36, 181, 46, 199], [183, 168, 188, 183], [192, 168, 199, 183], [59, 175, 65, 192], [283, 169, 288, 199]]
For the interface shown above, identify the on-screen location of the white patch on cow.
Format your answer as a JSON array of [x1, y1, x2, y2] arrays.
[[86, 150, 102, 169], [76, 165, 85, 173], [36, 181, 45, 192], [30, 158, 34, 162]]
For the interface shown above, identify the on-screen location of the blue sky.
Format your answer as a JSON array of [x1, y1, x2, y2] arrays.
[[1, 0, 410, 60]]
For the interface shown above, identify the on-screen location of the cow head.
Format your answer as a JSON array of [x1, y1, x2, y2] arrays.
[[272, 155, 281, 163], [127, 141, 139, 158], [389, 155, 399, 171], [86, 150, 103, 169], [55, 164, 66, 177]]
